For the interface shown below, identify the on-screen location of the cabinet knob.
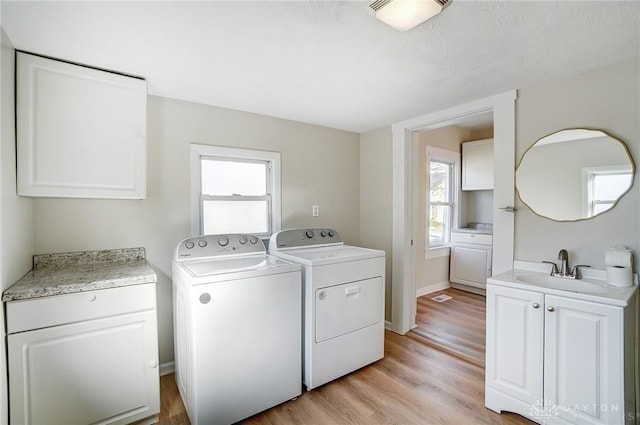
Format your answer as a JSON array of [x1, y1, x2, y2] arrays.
[[532, 303, 540, 309], [149, 361, 158, 369], [547, 306, 555, 312], [87, 294, 97, 302]]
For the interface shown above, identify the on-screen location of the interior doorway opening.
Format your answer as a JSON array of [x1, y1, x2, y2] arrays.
[[390, 90, 517, 336]]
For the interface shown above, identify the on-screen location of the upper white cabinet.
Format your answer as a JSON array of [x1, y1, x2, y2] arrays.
[[16, 52, 147, 199], [462, 138, 494, 191]]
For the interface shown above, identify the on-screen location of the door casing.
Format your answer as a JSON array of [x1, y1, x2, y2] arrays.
[[390, 90, 517, 335]]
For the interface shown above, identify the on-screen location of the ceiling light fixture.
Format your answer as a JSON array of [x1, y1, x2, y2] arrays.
[[369, 0, 452, 32]]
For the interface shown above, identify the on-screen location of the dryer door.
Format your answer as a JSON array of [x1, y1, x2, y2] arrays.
[[315, 277, 383, 343]]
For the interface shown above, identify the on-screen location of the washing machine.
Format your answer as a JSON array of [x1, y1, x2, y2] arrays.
[[268, 228, 385, 390], [172, 234, 302, 425]]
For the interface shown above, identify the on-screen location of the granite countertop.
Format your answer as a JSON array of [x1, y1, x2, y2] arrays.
[[2, 248, 157, 302], [452, 223, 493, 235]]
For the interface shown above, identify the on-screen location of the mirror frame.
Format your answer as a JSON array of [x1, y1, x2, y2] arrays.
[[516, 128, 636, 222]]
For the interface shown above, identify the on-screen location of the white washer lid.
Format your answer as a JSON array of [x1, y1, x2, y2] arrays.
[[273, 245, 384, 266], [182, 255, 293, 277]]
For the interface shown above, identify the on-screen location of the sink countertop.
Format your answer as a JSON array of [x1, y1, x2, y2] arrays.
[[2, 248, 157, 302], [488, 261, 638, 307], [452, 223, 493, 235]]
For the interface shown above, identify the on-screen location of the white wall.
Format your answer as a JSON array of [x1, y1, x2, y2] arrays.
[[359, 126, 393, 321], [31, 95, 361, 366], [1, 29, 35, 425], [515, 57, 640, 271]]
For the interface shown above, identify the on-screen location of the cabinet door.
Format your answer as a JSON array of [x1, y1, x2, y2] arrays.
[[16, 52, 147, 199], [9, 310, 159, 425], [462, 139, 494, 190], [450, 245, 491, 288], [486, 285, 543, 411], [544, 295, 624, 425]]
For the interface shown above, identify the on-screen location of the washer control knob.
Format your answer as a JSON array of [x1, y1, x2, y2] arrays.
[[321, 231, 327, 237], [305, 230, 315, 238], [218, 237, 229, 247], [198, 239, 208, 248], [185, 240, 195, 249], [249, 236, 259, 244], [239, 236, 248, 244], [328, 230, 335, 237]]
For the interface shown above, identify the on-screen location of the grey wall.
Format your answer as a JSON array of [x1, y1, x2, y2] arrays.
[[515, 57, 639, 271], [358, 57, 640, 323], [360, 126, 393, 320], [1, 30, 35, 425], [30, 95, 361, 367]]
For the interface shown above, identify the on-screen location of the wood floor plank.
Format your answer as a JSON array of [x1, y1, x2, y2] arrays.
[[159, 330, 533, 425], [158, 288, 534, 425], [413, 288, 487, 359]]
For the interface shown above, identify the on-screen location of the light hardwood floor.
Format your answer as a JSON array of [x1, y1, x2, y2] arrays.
[[413, 287, 486, 360], [158, 330, 533, 424]]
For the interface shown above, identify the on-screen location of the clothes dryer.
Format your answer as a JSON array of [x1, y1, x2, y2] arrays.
[[172, 234, 301, 425], [268, 228, 385, 389]]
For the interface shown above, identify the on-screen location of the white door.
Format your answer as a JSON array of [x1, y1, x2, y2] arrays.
[[485, 285, 543, 411], [315, 277, 383, 343], [8, 310, 159, 425], [543, 295, 624, 425], [450, 245, 492, 288]]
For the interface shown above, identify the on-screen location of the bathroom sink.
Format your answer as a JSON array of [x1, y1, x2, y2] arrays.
[[514, 273, 609, 294]]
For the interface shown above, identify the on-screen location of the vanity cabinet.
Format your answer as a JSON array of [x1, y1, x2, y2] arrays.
[[16, 51, 147, 199], [486, 283, 635, 424], [462, 138, 494, 190], [6, 284, 160, 425]]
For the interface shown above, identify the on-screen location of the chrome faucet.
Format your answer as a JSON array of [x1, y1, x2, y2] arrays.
[[558, 249, 569, 276], [543, 249, 590, 279]]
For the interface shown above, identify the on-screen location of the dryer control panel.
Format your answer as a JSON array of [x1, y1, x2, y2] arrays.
[[176, 234, 265, 260], [269, 228, 343, 250]]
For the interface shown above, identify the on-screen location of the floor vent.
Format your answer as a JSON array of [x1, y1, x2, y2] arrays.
[[431, 294, 453, 303]]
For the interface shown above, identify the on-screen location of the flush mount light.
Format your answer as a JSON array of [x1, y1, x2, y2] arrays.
[[369, 0, 452, 32]]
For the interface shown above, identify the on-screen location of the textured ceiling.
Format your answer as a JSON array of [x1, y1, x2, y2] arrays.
[[2, 1, 639, 133]]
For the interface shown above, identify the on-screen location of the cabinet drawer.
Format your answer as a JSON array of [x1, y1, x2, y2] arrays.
[[451, 232, 492, 246], [7, 284, 156, 334]]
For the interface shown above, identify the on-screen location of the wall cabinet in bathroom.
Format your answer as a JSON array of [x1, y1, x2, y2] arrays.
[[16, 52, 147, 199], [485, 283, 636, 425], [461, 138, 494, 191]]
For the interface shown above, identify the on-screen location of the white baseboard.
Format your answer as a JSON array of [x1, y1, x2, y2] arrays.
[[160, 361, 175, 376], [416, 281, 451, 298], [385, 320, 393, 330]]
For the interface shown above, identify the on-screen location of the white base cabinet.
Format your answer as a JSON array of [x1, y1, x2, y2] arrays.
[[7, 284, 160, 425], [486, 283, 636, 424], [450, 232, 492, 292]]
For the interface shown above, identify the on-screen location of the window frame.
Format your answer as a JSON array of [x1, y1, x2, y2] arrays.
[[581, 165, 633, 217], [425, 146, 460, 258], [190, 144, 281, 237]]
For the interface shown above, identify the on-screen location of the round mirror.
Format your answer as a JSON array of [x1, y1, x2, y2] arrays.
[[516, 129, 635, 221]]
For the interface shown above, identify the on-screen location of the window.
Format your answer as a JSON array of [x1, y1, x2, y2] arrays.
[[583, 166, 633, 216], [426, 147, 459, 251], [191, 145, 281, 237]]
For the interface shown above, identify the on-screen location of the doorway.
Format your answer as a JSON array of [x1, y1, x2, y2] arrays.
[[390, 90, 517, 335], [410, 118, 494, 359]]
